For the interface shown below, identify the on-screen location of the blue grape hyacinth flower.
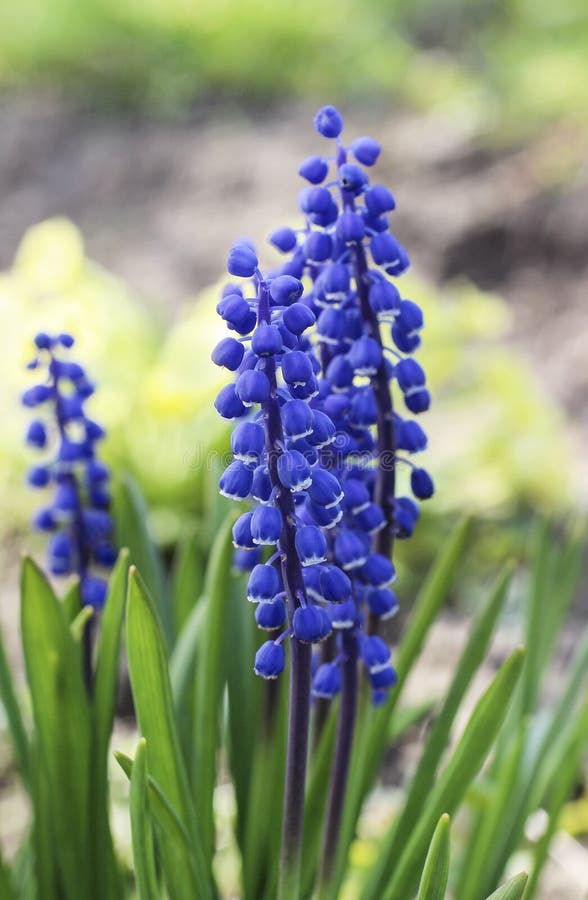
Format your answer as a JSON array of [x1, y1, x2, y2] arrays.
[[22, 332, 117, 610]]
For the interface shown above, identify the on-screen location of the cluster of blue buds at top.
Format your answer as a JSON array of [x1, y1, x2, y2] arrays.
[[213, 106, 433, 704], [22, 332, 117, 609]]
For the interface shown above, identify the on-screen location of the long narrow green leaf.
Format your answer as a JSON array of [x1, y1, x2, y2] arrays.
[[457, 722, 527, 900], [366, 565, 512, 900], [170, 532, 204, 636], [191, 513, 237, 863], [113, 474, 171, 646], [378, 648, 525, 900], [92, 550, 130, 900], [130, 740, 160, 900], [30, 741, 58, 900], [0, 625, 30, 786], [484, 873, 528, 900], [525, 692, 588, 899], [169, 601, 205, 708], [0, 842, 18, 900], [21, 557, 92, 900], [417, 814, 450, 900], [327, 519, 471, 900], [126, 568, 212, 900]]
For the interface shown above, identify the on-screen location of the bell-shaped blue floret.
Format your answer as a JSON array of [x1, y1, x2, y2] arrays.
[[289, 375, 319, 401], [308, 410, 336, 448], [334, 530, 368, 571], [277, 449, 312, 492], [281, 351, 313, 386], [385, 244, 410, 276], [321, 263, 350, 303], [269, 227, 298, 253], [394, 496, 420, 539], [235, 370, 270, 407], [33, 508, 56, 531], [369, 665, 397, 690], [328, 597, 357, 629], [339, 164, 367, 193], [282, 399, 314, 439], [317, 308, 345, 345], [319, 565, 352, 603], [367, 588, 399, 619], [231, 421, 266, 465], [365, 185, 396, 215], [233, 547, 261, 571], [219, 460, 253, 501], [369, 280, 401, 314], [356, 502, 386, 534], [341, 478, 370, 513], [48, 532, 74, 575], [283, 303, 315, 335], [255, 598, 286, 630], [392, 322, 421, 354], [295, 525, 327, 566], [405, 388, 431, 415], [299, 155, 329, 184], [28, 465, 51, 488], [411, 467, 435, 500], [397, 299, 424, 333], [214, 384, 247, 420], [22, 384, 52, 407], [336, 211, 366, 244], [396, 418, 428, 453], [395, 357, 426, 391], [371, 233, 401, 266], [307, 500, 343, 529], [302, 565, 323, 602], [307, 469, 344, 509], [81, 576, 108, 610], [349, 389, 378, 427], [314, 105, 344, 139], [360, 553, 396, 588], [312, 662, 342, 698], [361, 635, 391, 673], [351, 136, 381, 166], [326, 356, 354, 391], [304, 231, 333, 264], [292, 605, 332, 643], [270, 274, 304, 305], [26, 420, 47, 449], [251, 505, 283, 545], [228, 241, 258, 278], [232, 511, 256, 550], [348, 336, 382, 376], [300, 187, 332, 215], [54, 483, 78, 512], [247, 563, 281, 603], [251, 465, 272, 503], [254, 640, 286, 679], [252, 324, 283, 357]]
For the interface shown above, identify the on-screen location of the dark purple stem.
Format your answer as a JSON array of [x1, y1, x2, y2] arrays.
[[257, 281, 312, 898], [319, 629, 358, 884]]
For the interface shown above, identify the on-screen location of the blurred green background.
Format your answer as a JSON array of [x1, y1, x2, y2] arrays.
[[0, 0, 587, 553]]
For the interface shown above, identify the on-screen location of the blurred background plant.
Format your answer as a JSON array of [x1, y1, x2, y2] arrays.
[[0, 0, 587, 896]]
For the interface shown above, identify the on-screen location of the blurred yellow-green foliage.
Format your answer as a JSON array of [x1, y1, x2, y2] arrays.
[[0, 218, 573, 545], [0, 0, 587, 140]]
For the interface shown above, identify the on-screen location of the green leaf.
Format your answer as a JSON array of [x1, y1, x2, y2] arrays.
[[191, 513, 239, 863], [113, 473, 171, 646], [417, 814, 451, 900], [62, 580, 81, 623], [328, 519, 471, 900], [378, 647, 525, 900], [388, 700, 437, 742], [126, 568, 212, 900], [92, 550, 130, 900], [130, 740, 160, 900], [69, 605, 94, 642], [0, 624, 30, 786], [116, 751, 201, 882], [0, 839, 18, 900], [170, 531, 204, 636], [484, 872, 528, 900], [20, 557, 92, 900], [365, 565, 512, 900], [169, 601, 205, 709], [525, 691, 588, 899]]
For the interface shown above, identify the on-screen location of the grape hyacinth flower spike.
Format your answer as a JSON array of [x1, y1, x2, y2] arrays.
[[23, 332, 117, 690]]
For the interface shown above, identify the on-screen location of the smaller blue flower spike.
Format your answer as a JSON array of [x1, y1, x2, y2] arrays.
[[22, 333, 117, 610]]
